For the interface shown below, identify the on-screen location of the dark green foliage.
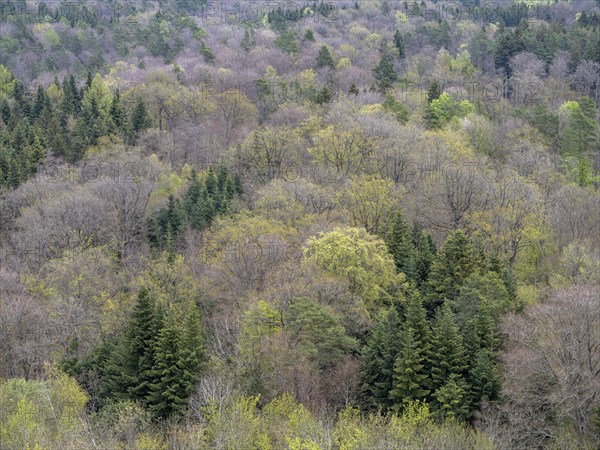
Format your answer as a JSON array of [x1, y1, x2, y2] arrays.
[[241, 29, 256, 52], [393, 30, 405, 59], [389, 328, 430, 410], [89, 287, 204, 420], [315, 46, 335, 69], [303, 29, 315, 43], [428, 303, 467, 392], [382, 95, 409, 123], [427, 81, 441, 104], [361, 308, 403, 409], [285, 297, 357, 370], [349, 83, 359, 95], [467, 349, 500, 407], [315, 86, 332, 105], [426, 230, 479, 312], [129, 97, 151, 142], [199, 42, 216, 63], [433, 373, 470, 421], [373, 54, 397, 93], [387, 211, 417, 280], [149, 167, 239, 252]]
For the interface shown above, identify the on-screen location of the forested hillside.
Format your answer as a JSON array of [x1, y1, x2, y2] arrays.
[[0, 1, 599, 448]]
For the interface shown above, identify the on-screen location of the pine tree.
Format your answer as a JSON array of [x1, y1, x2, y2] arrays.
[[109, 88, 125, 133], [428, 303, 467, 391], [373, 54, 397, 92], [393, 30, 405, 59], [349, 83, 360, 95], [433, 373, 470, 421], [467, 348, 500, 407], [426, 230, 478, 312], [315, 86, 332, 104], [387, 211, 417, 280], [389, 328, 430, 411], [129, 97, 151, 142], [148, 311, 184, 419], [361, 308, 402, 409], [315, 45, 335, 69], [126, 287, 163, 403], [177, 305, 204, 401], [404, 292, 430, 354], [412, 224, 436, 289], [427, 81, 441, 104]]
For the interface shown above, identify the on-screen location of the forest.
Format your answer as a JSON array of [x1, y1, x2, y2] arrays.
[[0, 0, 599, 448]]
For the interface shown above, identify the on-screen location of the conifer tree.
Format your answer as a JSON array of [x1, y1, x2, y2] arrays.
[[148, 312, 185, 419], [389, 328, 430, 411], [373, 54, 397, 92], [427, 81, 441, 104], [428, 303, 467, 391], [315, 45, 335, 69], [387, 211, 417, 280], [426, 230, 478, 312], [404, 292, 430, 355], [361, 308, 402, 409], [393, 30, 405, 59], [127, 287, 163, 404], [467, 348, 500, 407], [433, 373, 470, 421]]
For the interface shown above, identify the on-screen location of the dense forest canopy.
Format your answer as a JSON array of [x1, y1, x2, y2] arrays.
[[0, 0, 599, 448]]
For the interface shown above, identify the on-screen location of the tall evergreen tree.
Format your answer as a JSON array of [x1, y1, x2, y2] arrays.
[[315, 45, 335, 69], [373, 54, 397, 92], [387, 211, 417, 280], [426, 230, 478, 312], [433, 373, 470, 421], [361, 308, 402, 409], [428, 303, 467, 391], [467, 348, 500, 407], [389, 328, 430, 411], [393, 30, 405, 59]]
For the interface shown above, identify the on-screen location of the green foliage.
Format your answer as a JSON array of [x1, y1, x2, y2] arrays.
[[428, 303, 468, 391], [315, 45, 335, 69], [426, 230, 480, 312], [389, 328, 430, 411], [304, 227, 401, 308], [382, 94, 410, 123], [285, 297, 357, 369], [433, 373, 470, 421], [373, 54, 397, 92], [361, 308, 403, 409], [424, 93, 475, 129]]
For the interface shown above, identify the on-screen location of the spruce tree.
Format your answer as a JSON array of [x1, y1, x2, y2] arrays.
[[177, 305, 204, 401], [467, 348, 500, 407], [387, 211, 417, 281], [361, 308, 402, 409], [315, 45, 335, 69], [426, 230, 478, 312], [148, 311, 186, 419], [373, 54, 397, 92], [126, 287, 163, 403], [428, 303, 467, 391], [404, 292, 430, 355], [433, 373, 470, 421], [393, 30, 405, 59], [427, 81, 441, 104], [389, 328, 430, 411]]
